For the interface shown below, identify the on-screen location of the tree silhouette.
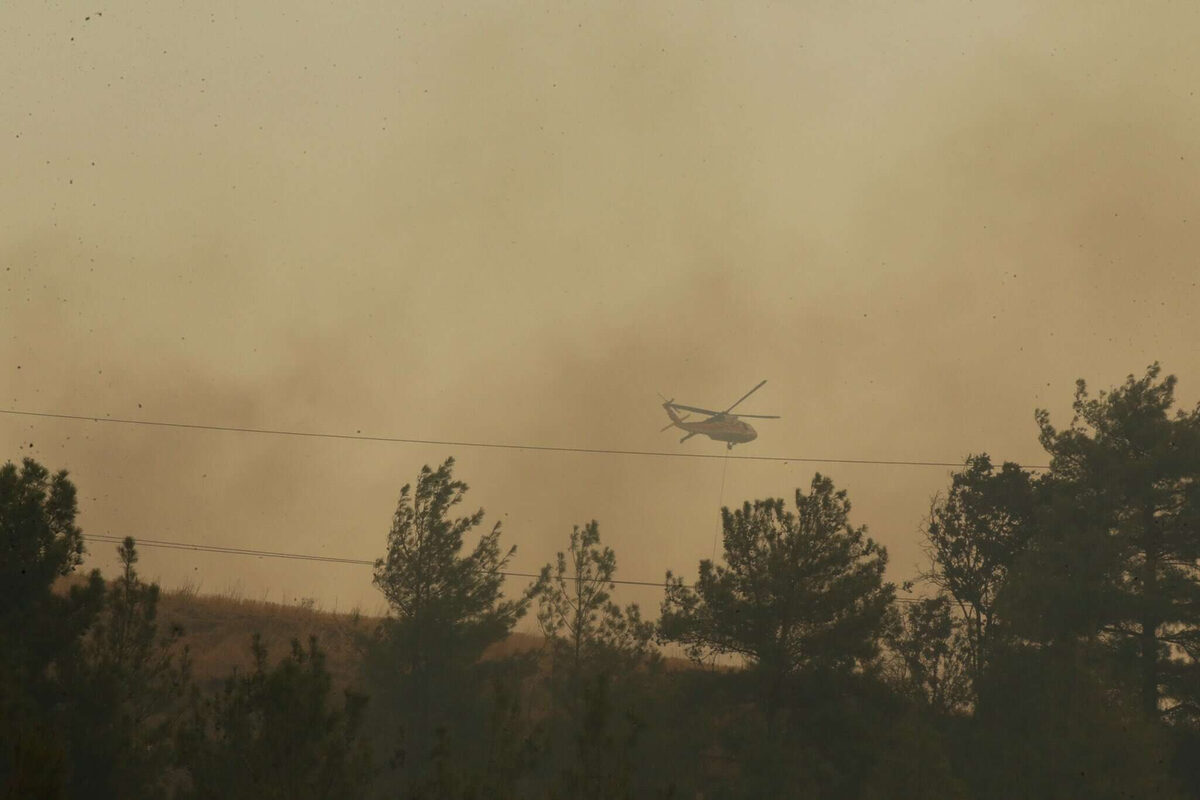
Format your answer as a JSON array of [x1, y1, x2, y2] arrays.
[[535, 522, 656, 798], [536, 521, 656, 691], [1031, 363, 1200, 719], [553, 672, 644, 800], [63, 537, 191, 799], [179, 635, 370, 800], [884, 595, 971, 715], [971, 645, 1184, 800], [366, 457, 533, 789], [921, 454, 1037, 685], [0, 458, 105, 797], [660, 473, 893, 734], [859, 707, 968, 800]]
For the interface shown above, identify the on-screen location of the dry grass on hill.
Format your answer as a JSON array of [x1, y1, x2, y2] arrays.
[[155, 587, 547, 693], [56, 576, 694, 693], [156, 587, 377, 693]]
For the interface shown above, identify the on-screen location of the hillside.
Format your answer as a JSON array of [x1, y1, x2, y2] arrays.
[[154, 588, 547, 693], [157, 589, 376, 693], [55, 574, 696, 695], [53, 576, 546, 692]]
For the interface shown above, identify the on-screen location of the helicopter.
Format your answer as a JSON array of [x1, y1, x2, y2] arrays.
[[660, 380, 780, 449]]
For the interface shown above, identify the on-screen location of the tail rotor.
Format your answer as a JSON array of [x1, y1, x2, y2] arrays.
[[658, 392, 690, 431]]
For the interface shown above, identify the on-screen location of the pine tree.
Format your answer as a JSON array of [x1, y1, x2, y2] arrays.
[[179, 635, 371, 800], [921, 454, 1038, 685], [660, 473, 893, 735], [0, 457, 105, 796], [535, 522, 656, 798], [366, 457, 533, 789], [1030, 364, 1200, 719], [536, 521, 656, 692], [63, 537, 191, 799], [884, 595, 971, 715]]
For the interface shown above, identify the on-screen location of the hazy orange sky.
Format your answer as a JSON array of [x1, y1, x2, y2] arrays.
[[4, 1, 1199, 628]]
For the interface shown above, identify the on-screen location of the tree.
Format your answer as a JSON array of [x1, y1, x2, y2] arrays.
[[1033, 363, 1200, 719], [859, 706, 968, 800], [394, 677, 542, 800], [366, 457, 532, 786], [659, 473, 893, 734], [178, 635, 371, 800], [534, 522, 656, 799], [472, 674, 541, 800], [0, 457, 105, 797], [371, 457, 528, 671], [0, 457, 103, 679], [62, 537, 192, 800], [970, 645, 1184, 800], [552, 672, 645, 800], [884, 595, 971, 716], [991, 479, 1125, 649], [535, 521, 656, 690], [921, 454, 1037, 683]]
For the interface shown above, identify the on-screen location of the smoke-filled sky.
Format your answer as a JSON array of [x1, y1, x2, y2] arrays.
[[4, 1, 1199, 625]]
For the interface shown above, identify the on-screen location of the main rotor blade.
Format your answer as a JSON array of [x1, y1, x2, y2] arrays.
[[667, 403, 722, 416], [724, 380, 767, 414], [729, 413, 780, 419]]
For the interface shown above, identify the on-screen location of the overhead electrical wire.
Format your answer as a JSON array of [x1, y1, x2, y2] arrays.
[[81, 533, 665, 587], [0, 408, 1050, 470], [80, 533, 923, 602], [5, 403, 1012, 607], [7, 405, 964, 606]]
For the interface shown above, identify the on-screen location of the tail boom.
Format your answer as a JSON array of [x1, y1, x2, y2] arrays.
[[662, 401, 693, 432]]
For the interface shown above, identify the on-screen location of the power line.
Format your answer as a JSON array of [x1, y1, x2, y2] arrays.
[[84, 534, 377, 567], [81, 534, 660, 588], [80, 533, 923, 602], [1, 408, 1050, 470]]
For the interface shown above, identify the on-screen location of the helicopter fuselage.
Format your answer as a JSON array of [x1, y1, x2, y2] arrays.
[[682, 415, 758, 444], [662, 404, 758, 445]]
